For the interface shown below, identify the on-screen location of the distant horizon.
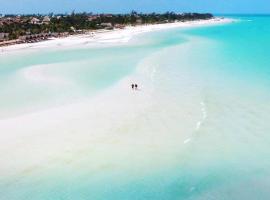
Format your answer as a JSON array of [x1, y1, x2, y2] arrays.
[[0, 0, 269, 15], [1, 11, 270, 16]]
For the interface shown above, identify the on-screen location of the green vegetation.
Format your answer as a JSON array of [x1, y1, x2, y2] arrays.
[[0, 12, 213, 40]]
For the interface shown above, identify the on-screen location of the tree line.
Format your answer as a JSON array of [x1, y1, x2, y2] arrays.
[[0, 12, 213, 40]]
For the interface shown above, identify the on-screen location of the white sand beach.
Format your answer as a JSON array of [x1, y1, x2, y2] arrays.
[[0, 17, 233, 53], [0, 17, 234, 194]]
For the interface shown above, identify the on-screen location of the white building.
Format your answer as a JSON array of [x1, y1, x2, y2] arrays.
[[42, 16, 51, 24], [100, 23, 113, 27], [30, 17, 40, 25]]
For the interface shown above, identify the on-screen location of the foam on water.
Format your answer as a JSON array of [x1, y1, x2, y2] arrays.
[[195, 101, 207, 131]]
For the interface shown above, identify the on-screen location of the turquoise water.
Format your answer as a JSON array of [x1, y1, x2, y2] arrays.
[[1, 16, 270, 199], [0, 30, 185, 118]]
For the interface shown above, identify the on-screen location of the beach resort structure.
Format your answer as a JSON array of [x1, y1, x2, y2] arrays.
[[30, 17, 41, 25], [0, 32, 70, 46], [42, 16, 51, 24], [88, 15, 99, 22], [29, 16, 51, 25], [100, 23, 113, 29]]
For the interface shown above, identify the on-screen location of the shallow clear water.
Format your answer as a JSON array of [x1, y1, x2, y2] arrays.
[[1, 16, 270, 200], [0, 30, 186, 118]]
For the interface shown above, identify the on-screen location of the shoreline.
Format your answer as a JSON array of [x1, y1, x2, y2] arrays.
[[0, 17, 233, 53]]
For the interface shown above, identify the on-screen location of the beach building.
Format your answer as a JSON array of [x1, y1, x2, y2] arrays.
[[42, 16, 51, 24], [17, 33, 52, 43], [0, 39, 21, 46], [114, 24, 125, 29], [88, 15, 99, 22], [18, 35, 27, 41], [100, 23, 113, 29], [14, 16, 22, 23], [1, 17, 13, 25], [136, 19, 143, 24], [30, 17, 40, 25]]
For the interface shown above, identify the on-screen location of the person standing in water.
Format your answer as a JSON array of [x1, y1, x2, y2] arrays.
[[135, 84, 138, 90], [131, 84, 134, 90]]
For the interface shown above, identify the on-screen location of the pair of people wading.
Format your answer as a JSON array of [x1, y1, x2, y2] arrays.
[[131, 84, 138, 90]]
